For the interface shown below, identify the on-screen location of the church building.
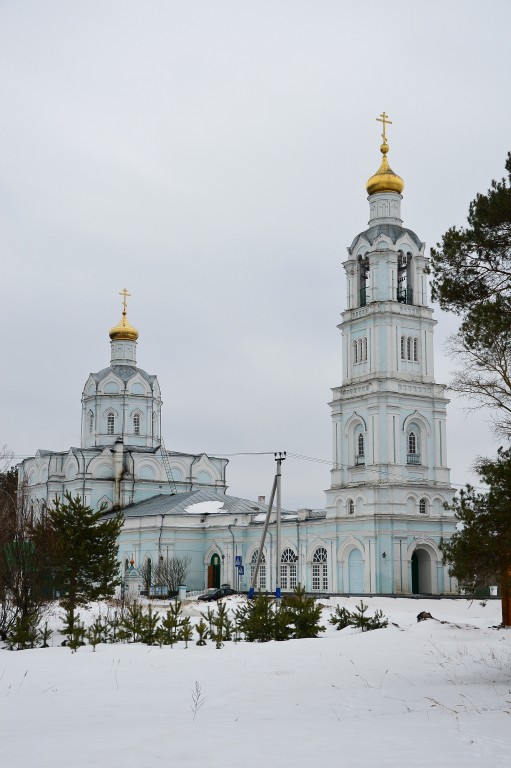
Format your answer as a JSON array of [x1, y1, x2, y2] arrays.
[[20, 117, 457, 596]]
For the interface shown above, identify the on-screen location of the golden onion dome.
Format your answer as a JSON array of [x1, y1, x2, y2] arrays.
[[366, 140, 404, 196], [109, 311, 139, 342]]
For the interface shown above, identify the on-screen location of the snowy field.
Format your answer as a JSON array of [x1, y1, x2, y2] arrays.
[[1, 596, 510, 768]]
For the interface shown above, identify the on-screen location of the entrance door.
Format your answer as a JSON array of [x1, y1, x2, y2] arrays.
[[209, 554, 221, 588], [412, 549, 432, 594], [348, 549, 364, 593]]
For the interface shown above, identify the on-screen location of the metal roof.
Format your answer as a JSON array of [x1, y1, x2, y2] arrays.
[[349, 223, 423, 253], [115, 488, 295, 519], [92, 365, 157, 385]]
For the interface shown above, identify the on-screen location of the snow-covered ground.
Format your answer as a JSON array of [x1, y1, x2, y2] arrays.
[[1, 597, 510, 767]]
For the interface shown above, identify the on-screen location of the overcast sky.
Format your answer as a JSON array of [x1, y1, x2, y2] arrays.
[[1, 1, 510, 509]]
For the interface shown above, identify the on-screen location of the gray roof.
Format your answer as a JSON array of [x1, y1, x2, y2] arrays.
[[349, 223, 423, 253], [307, 509, 327, 520], [115, 488, 295, 519], [92, 365, 157, 385]]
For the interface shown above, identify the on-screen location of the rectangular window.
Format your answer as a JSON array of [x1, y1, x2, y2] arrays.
[[312, 563, 320, 591]]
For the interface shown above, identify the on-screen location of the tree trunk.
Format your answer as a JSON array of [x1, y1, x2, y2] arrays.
[[501, 566, 511, 627]]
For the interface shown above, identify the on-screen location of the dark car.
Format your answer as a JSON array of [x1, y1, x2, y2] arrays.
[[197, 585, 237, 602]]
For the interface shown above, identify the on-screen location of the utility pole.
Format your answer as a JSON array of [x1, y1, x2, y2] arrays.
[[248, 451, 286, 599], [275, 451, 286, 600]]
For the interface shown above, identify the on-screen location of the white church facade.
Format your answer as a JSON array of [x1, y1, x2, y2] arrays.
[[18, 292, 228, 513], [19, 118, 457, 596]]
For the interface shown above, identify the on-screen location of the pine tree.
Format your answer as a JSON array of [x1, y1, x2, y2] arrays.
[[181, 617, 193, 649], [161, 600, 184, 647], [140, 605, 160, 645], [122, 600, 146, 642], [349, 601, 388, 632], [46, 493, 123, 638], [210, 602, 232, 648], [440, 447, 511, 626], [67, 615, 86, 652], [282, 585, 325, 639], [195, 618, 208, 646], [329, 605, 352, 630], [235, 595, 277, 642]]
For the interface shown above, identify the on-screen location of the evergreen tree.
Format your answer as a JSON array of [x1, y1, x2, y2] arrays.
[[329, 605, 352, 630], [429, 153, 511, 437], [161, 600, 184, 647], [235, 595, 277, 642], [441, 447, 511, 626], [282, 585, 325, 639], [210, 602, 233, 648], [122, 600, 146, 642], [181, 617, 193, 648], [45, 493, 123, 638], [195, 618, 209, 646], [140, 604, 160, 645], [430, 152, 511, 316]]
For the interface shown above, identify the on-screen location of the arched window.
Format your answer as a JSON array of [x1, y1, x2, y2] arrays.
[[133, 413, 140, 435], [419, 498, 427, 514], [250, 549, 266, 590], [407, 337, 412, 360], [107, 413, 115, 435], [353, 340, 358, 364], [88, 410, 94, 434], [400, 335, 406, 360], [413, 337, 419, 362], [357, 433, 364, 457], [407, 427, 420, 464], [281, 548, 298, 590], [124, 558, 129, 573], [363, 337, 368, 362], [312, 547, 328, 591], [347, 498, 355, 515]]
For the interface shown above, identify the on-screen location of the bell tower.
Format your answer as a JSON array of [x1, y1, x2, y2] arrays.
[[326, 115, 456, 595]]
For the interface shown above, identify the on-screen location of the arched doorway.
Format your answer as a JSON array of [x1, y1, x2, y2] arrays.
[[411, 549, 432, 594], [348, 549, 364, 593], [208, 553, 221, 588]]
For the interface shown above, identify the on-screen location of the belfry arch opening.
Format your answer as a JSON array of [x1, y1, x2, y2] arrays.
[[358, 255, 370, 307], [411, 548, 433, 594], [397, 251, 413, 305]]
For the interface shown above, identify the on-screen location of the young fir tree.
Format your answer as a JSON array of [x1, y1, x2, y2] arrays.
[[282, 585, 325, 639], [195, 618, 209, 646], [140, 604, 160, 645], [210, 601, 232, 648], [161, 600, 184, 647], [440, 447, 511, 627], [46, 493, 123, 640], [329, 605, 353, 630], [349, 601, 388, 632], [122, 600, 146, 642], [181, 617, 193, 649], [235, 595, 278, 642]]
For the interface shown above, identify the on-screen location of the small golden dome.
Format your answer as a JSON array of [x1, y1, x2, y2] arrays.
[[109, 312, 139, 342], [109, 288, 139, 341], [366, 141, 404, 196]]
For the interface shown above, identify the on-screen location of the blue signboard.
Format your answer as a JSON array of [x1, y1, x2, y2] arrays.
[[235, 555, 242, 567], [238, 565, 244, 576]]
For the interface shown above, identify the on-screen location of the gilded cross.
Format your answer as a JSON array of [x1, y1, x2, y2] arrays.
[[119, 288, 131, 314], [376, 111, 392, 143]]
